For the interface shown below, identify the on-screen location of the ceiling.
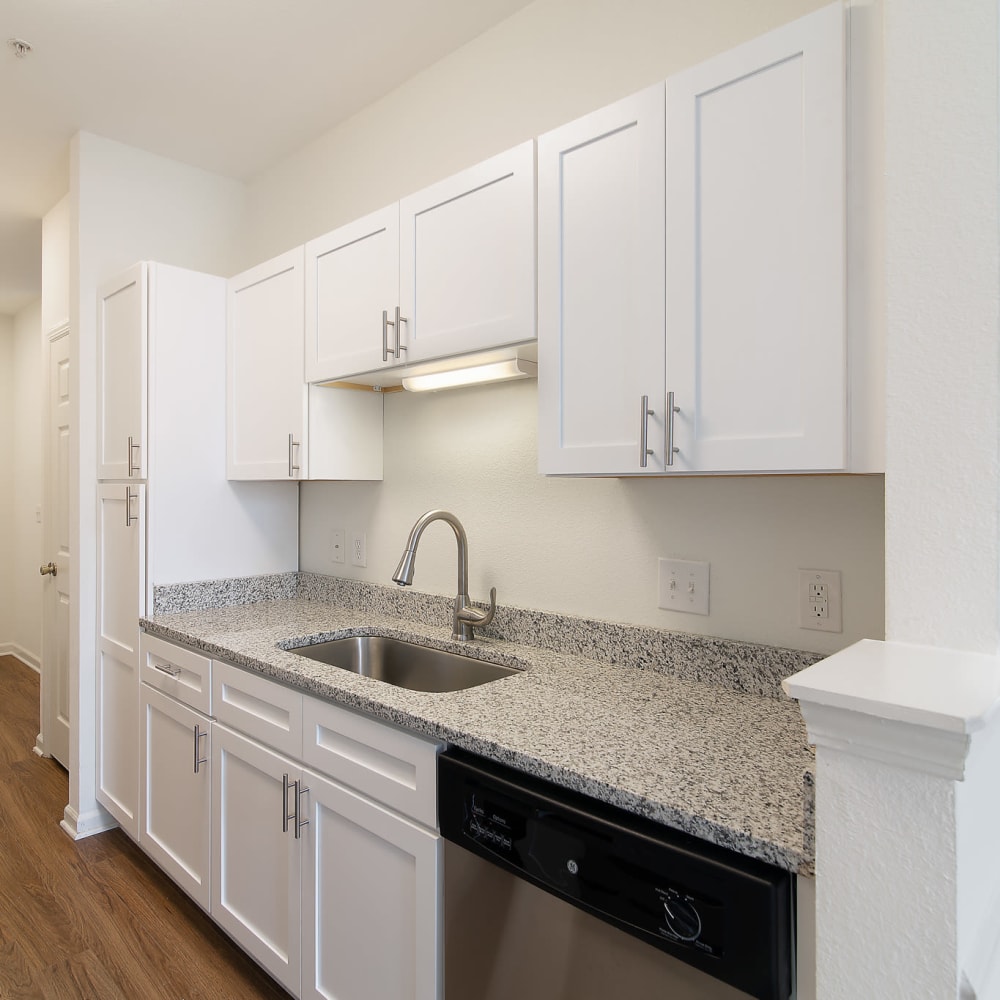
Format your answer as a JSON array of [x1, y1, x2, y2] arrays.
[[0, 0, 534, 318]]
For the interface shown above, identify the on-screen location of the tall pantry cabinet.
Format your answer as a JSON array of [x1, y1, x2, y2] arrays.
[[95, 262, 298, 838]]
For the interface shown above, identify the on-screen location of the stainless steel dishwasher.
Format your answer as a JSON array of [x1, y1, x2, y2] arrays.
[[439, 747, 796, 1000]]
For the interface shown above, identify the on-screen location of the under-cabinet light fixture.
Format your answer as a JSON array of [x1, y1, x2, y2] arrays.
[[401, 358, 537, 392]]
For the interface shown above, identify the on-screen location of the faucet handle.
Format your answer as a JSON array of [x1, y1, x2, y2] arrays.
[[457, 587, 497, 630]]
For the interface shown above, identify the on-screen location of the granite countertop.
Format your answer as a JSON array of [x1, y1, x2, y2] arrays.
[[142, 574, 817, 876]]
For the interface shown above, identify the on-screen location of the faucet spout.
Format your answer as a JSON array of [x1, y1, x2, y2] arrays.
[[391, 509, 495, 641]]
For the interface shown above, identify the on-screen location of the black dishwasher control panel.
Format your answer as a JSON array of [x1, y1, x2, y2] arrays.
[[439, 748, 793, 1000]]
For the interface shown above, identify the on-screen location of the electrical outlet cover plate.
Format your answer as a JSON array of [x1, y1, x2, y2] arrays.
[[349, 530, 367, 568], [799, 568, 842, 632], [658, 558, 710, 616]]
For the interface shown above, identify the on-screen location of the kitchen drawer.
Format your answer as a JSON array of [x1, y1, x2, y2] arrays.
[[303, 696, 442, 829], [140, 633, 212, 715], [213, 660, 303, 758]]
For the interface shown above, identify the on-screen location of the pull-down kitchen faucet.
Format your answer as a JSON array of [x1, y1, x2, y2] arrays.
[[391, 510, 497, 641]]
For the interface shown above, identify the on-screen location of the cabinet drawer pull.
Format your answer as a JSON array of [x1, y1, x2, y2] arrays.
[[193, 724, 208, 774], [382, 309, 391, 362], [152, 660, 182, 678], [666, 391, 680, 467], [639, 395, 655, 468]]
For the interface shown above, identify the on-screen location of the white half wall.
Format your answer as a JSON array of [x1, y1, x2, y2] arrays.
[[243, 0, 885, 655]]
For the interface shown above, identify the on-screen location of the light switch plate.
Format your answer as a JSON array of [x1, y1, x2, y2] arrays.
[[799, 569, 842, 632], [658, 558, 710, 615]]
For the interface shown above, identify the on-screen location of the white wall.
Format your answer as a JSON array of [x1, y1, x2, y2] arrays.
[[69, 131, 246, 834], [244, 0, 884, 655], [0, 316, 13, 652], [10, 300, 43, 668]]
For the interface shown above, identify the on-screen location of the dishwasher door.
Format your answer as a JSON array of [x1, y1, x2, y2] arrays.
[[445, 840, 762, 1000]]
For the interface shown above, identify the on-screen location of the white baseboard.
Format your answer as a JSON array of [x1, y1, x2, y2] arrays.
[[0, 643, 41, 673], [61, 803, 118, 841]]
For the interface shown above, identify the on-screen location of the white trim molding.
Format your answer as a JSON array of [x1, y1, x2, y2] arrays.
[[783, 638, 1000, 779]]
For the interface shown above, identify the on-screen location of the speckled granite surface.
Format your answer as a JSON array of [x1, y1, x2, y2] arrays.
[[146, 574, 817, 875]]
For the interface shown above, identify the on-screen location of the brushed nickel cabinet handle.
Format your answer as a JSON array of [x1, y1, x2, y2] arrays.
[[39, 562, 57, 577], [382, 308, 392, 362], [639, 395, 655, 468], [295, 781, 309, 839], [125, 487, 138, 527], [393, 305, 407, 359], [282, 773, 293, 833], [193, 725, 208, 774], [666, 391, 680, 467], [127, 435, 141, 477], [152, 661, 181, 678], [287, 434, 301, 478]]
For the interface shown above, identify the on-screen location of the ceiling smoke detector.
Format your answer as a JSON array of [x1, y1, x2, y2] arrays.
[[7, 38, 32, 58]]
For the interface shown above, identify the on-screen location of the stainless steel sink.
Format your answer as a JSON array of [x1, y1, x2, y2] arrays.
[[287, 635, 520, 692]]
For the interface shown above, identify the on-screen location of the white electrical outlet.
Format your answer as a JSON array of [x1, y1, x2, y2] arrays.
[[330, 529, 345, 564], [658, 558, 710, 615], [799, 569, 842, 632], [349, 530, 367, 568]]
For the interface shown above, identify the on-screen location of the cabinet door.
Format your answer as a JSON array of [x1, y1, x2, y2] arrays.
[[140, 682, 211, 910], [96, 482, 145, 839], [399, 141, 536, 365], [301, 768, 442, 1000], [212, 723, 301, 995], [305, 205, 399, 382], [666, 3, 846, 471], [97, 263, 146, 479], [537, 86, 667, 475], [227, 247, 308, 480]]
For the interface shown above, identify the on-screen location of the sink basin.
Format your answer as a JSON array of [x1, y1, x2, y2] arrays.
[[287, 635, 520, 693]]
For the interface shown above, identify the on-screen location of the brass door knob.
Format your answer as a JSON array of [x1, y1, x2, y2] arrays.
[[39, 562, 57, 577]]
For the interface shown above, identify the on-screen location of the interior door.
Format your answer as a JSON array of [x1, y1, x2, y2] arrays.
[[39, 324, 71, 767]]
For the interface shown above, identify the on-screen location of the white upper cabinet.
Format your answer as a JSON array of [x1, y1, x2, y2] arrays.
[[399, 140, 536, 366], [539, 3, 852, 475], [97, 263, 147, 479], [304, 204, 400, 382], [537, 86, 666, 476], [227, 248, 308, 480], [666, 2, 846, 472]]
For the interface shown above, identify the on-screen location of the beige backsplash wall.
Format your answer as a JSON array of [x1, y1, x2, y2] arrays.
[[299, 380, 884, 655], [242, 0, 885, 655]]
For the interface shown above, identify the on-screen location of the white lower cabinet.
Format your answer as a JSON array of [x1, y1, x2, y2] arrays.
[[213, 722, 303, 995], [301, 767, 442, 1000], [141, 637, 443, 999], [140, 682, 212, 910]]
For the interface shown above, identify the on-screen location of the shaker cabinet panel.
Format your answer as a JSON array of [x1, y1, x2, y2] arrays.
[[97, 263, 147, 479], [399, 141, 536, 365], [305, 204, 400, 382], [537, 86, 667, 475], [666, 2, 846, 471], [140, 682, 212, 910], [227, 248, 308, 480], [301, 768, 442, 1000], [212, 723, 302, 996], [96, 482, 145, 839]]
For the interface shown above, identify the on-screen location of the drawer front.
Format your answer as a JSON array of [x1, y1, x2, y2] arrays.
[[140, 633, 212, 715], [213, 660, 303, 758], [303, 697, 442, 829]]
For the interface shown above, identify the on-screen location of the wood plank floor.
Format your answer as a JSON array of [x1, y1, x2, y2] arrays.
[[0, 655, 291, 1000]]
